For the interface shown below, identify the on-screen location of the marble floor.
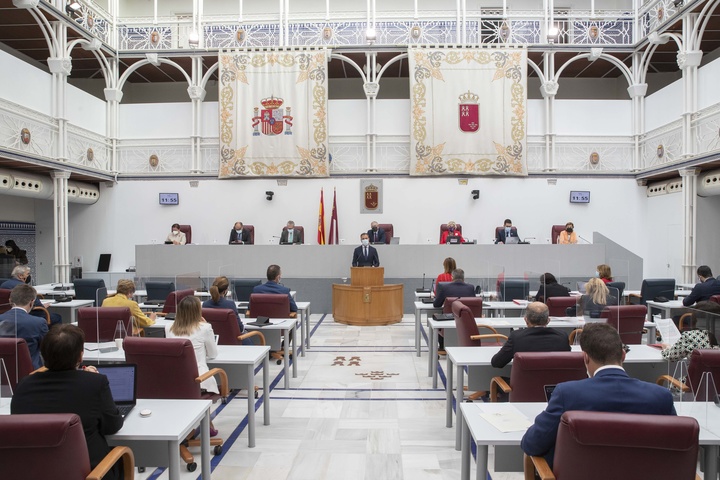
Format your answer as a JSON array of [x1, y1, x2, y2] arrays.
[[132, 314, 524, 480]]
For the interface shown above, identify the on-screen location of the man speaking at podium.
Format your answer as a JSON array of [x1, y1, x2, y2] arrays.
[[352, 233, 380, 267]]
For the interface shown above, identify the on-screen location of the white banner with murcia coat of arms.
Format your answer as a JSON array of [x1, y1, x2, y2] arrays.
[[217, 49, 330, 178], [360, 179, 382, 214], [408, 48, 528, 176]]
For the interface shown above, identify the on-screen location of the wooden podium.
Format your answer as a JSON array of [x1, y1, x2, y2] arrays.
[[332, 267, 403, 326]]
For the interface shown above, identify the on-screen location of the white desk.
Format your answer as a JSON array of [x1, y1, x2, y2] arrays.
[[445, 344, 669, 449], [427, 316, 658, 387], [244, 318, 298, 389], [645, 299, 686, 322], [83, 342, 271, 448], [296, 301, 311, 355], [413, 301, 441, 356], [48, 299, 95, 324], [107, 399, 212, 480], [459, 402, 720, 480]]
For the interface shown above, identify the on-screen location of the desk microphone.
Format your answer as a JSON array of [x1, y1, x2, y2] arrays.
[[578, 235, 591, 244]]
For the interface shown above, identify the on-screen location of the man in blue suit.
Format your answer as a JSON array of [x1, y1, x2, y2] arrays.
[[252, 264, 297, 313], [0, 283, 49, 369], [683, 265, 720, 306], [0, 265, 61, 326], [367, 221, 386, 244], [495, 218, 519, 244], [521, 322, 676, 468], [352, 233, 380, 267], [433, 268, 475, 308]]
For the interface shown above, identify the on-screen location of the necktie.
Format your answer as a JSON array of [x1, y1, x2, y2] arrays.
[[364, 247, 368, 258], [288, 231, 293, 242], [374, 232, 377, 242]]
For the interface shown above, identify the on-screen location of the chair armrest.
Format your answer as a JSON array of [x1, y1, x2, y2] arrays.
[[568, 328, 582, 345], [490, 376, 512, 401], [30, 366, 48, 375], [470, 334, 508, 344], [32, 306, 51, 325], [197, 367, 230, 397], [86, 445, 135, 480], [678, 312, 694, 331], [239, 330, 265, 346], [524, 454, 555, 480], [476, 324, 499, 335], [656, 374, 689, 392], [289, 312, 297, 318]]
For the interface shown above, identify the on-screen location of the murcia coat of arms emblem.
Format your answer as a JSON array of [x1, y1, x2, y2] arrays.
[[458, 90, 480, 133]]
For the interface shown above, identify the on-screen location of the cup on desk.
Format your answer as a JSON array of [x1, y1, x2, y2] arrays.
[[115, 338, 124, 350]]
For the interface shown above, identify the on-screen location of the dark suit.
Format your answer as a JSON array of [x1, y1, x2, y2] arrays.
[[228, 228, 252, 245], [280, 228, 302, 244], [0, 277, 62, 325], [11, 369, 124, 479], [521, 367, 676, 468], [0, 307, 49, 369], [491, 327, 570, 368], [367, 228, 386, 244], [535, 282, 571, 302], [352, 245, 380, 267], [495, 227, 519, 244], [433, 281, 475, 308], [683, 277, 720, 306], [252, 280, 297, 312]]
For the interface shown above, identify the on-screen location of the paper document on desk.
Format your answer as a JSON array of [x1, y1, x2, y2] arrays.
[[269, 319, 290, 325], [488, 320, 509, 326], [550, 316, 580, 322], [476, 404, 533, 432], [655, 316, 681, 345], [84, 342, 117, 352]]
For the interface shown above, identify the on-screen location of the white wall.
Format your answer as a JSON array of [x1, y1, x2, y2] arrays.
[[66, 176, 649, 277], [119, 103, 193, 139], [698, 56, 720, 111], [0, 194, 36, 222], [644, 191, 684, 279], [65, 85, 107, 135], [0, 49, 52, 115], [696, 195, 720, 270], [554, 100, 631, 135], [645, 78, 683, 132]]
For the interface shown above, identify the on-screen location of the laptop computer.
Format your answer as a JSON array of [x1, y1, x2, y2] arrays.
[[447, 236, 461, 244], [505, 236, 520, 244], [96, 364, 137, 418], [389, 237, 400, 245], [247, 316, 271, 327]]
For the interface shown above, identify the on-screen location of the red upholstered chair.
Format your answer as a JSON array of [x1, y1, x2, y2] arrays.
[[244, 224, 255, 244], [124, 337, 228, 470], [600, 305, 647, 344], [161, 289, 195, 315], [0, 288, 10, 314], [443, 296, 483, 317], [0, 337, 33, 392], [248, 293, 291, 318], [657, 349, 720, 401], [0, 413, 135, 480], [546, 297, 577, 316], [379, 223, 393, 244], [490, 352, 586, 402], [550, 225, 566, 244], [710, 294, 720, 305], [179, 224, 192, 244], [77, 307, 131, 343], [202, 308, 265, 346], [452, 301, 505, 347], [524, 411, 700, 480], [439, 224, 462, 243]]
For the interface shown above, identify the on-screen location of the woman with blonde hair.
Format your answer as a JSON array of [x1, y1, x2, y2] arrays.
[[166, 296, 219, 394], [578, 277, 618, 318]]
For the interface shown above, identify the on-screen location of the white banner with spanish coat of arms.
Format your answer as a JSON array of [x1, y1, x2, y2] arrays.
[[408, 48, 528, 176], [218, 49, 329, 178]]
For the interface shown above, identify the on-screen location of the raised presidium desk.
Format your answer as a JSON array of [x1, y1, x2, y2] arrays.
[[0, 398, 213, 480], [332, 267, 403, 326], [426, 316, 659, 388], [83, 342, 271, 448], [459, 402, 720, 480], [444, 345, 669, 450]]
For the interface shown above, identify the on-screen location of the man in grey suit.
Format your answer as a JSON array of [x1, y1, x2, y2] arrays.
[[279, 220, 303, 244]]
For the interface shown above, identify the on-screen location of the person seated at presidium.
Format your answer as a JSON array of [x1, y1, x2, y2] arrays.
[[166, 223, 186, 245], [102, 279, 156, 329], [495, 218, 519, 244], [165, 296, 219, 394], [434, 257, 456, 295], [491, 302, 570, 368], [683, 265, 720, 307], [440, 221, 464, 244], [433, 268, 475, 308], [252, 264, 298, 314], [0, 283, 48, 369], [578, 277, 618, 318], [596, 263, 613, 284], [11, 324, 125, 480], [352, 233, 380, 268], [229, 222, 252, 245], [1, 265, 62, 326], [557, 221, 577, 244], [367, 221, 386, 244], [520, 322, 676, 469], [280, 220, 302, 245], [534, 272, 571, 303]]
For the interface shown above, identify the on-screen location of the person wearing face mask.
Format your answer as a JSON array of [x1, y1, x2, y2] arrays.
[[557, 221, 577, 244], [165, 223, 186, 245], [251, 264, 298, 314], [352, 233, 380, 267], [229, 221, 252, 244], [366, 221, 386, 244], [4, 239, 28, 265], [494, 219, 518, 244], [440, 221, 464, 244]]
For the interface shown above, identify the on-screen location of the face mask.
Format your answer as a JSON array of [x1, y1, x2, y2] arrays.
[[566, 227, 573, 233], [236, 229, 242, 234], [172, 230, 179, 234], [5, 247, 11, 252], [448, 227, 454, 232], [372, 226, 378, 232], [361, 239, 369, 247], [595, 271, 599, 277]]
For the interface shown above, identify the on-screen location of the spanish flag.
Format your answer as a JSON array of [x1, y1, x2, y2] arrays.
[[317, 188, 326, 245]]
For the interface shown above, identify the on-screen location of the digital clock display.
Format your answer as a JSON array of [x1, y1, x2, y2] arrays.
[[569, 191, 590, 203], [159, 193, 179, 205]]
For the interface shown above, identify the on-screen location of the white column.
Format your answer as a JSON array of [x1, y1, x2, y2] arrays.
[[627, 83, 647, 172], [540, 53, 557, 171], [679, 167, 700, 283], [51, 171, 71, 283], [188, 56, 206, 174], [363, 52, 378, 172]]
